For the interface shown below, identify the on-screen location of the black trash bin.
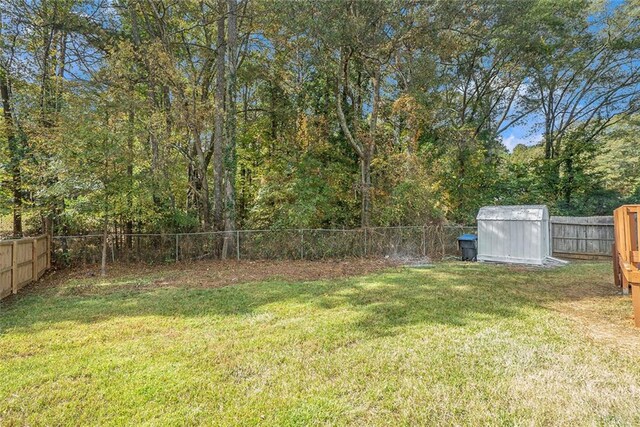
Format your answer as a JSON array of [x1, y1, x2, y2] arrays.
[[457, 234, 478, 261]]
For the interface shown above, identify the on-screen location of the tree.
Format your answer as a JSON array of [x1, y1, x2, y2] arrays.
[[525, 1, 640, 160], [517, 0, 640, 204], [2, 0, 639, 243], [318, 0, 407, 227], [0, 15, 23, 236]]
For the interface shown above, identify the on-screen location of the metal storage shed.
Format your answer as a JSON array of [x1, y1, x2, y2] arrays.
[[477, 205, 551, 265]]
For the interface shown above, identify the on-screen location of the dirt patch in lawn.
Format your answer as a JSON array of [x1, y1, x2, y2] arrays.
[[155, 258, 398, 288], [537, 264, 640, 355], [479, 261, 640, 353], [551, 295, 640, 355], [35, 258, 399, 297]]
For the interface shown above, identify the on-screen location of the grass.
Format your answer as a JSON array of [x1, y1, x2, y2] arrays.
[[2, 261, 640, 425]]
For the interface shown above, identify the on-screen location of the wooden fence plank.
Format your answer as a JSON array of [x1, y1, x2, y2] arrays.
[[11, 240, 18, 294], [0, 243, 12, 298], [47, 235, 51, 269], [0, 235, 50, 300], [551, 216, 614, 259], [31, 238, 36, 283]]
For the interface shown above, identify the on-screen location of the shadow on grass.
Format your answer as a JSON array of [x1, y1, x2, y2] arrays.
[[0, 262, 614, 339]]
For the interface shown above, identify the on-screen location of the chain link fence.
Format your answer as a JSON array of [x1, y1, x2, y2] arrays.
[[52, 225, 476, 266]]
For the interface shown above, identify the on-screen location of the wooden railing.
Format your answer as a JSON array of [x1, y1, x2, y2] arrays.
[[613, 205, 640, 326], [0, 235, 51, 300]]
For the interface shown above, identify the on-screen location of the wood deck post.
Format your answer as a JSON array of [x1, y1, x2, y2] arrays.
[[613, 205, 640, 318], [613, 242, 621, 288]]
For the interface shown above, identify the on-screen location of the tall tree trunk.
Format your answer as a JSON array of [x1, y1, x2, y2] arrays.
[[126, 106, 134, 251], [544, 131, 554, 160], [212, 0, 226, 255], [563, 153, 574, 207], [543, 127, 562, 201], [57, 31, 66, 110], [130, 3, 162, 210], [193, 130, 210, 228], [0, 71, 22, 237], [360, 156, 372, 228], [222, 0, 238, 259], [212, 0, 226, 233], [40, 26, 55, 128], [148, 90, 161, 207], [335, 50, 379, 229], [361, 63, 380, 228], [0, 11, 21, 236]]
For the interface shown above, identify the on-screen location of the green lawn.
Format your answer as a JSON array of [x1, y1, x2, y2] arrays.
[[2, 261, 640, 426]]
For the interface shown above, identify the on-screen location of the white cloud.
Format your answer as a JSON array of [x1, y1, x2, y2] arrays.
[[502, 133, 542, 152]]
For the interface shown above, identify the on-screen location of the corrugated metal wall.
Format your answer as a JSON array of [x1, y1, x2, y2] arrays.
[[477, 206, 550, 265]]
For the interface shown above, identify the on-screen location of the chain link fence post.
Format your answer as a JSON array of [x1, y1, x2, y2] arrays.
[[363, 227, 367, 257], [236, 231, 240, 261]]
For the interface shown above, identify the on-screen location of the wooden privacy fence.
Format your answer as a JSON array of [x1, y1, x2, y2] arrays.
[[551, 216, 614, 259], [0, 235, 51, 300]]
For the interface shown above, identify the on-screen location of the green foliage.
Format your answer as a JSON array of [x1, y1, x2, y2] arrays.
[[245, 117, 359, 229], [493, 120, 639, 216], [0, 0, 639, 236], [593, 116, 640, 202]]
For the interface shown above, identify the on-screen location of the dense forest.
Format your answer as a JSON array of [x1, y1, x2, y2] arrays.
[[1, 0, 640, 243]]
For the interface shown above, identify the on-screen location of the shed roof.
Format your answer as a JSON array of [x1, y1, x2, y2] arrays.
[[477, 205, 549, 221]]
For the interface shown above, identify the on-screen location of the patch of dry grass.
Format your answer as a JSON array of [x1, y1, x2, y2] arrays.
[[37, 258, 397, 296]]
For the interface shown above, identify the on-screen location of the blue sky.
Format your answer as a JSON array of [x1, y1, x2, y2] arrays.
[[498, 0, 628, 152], [501, 124, 542, 152]]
